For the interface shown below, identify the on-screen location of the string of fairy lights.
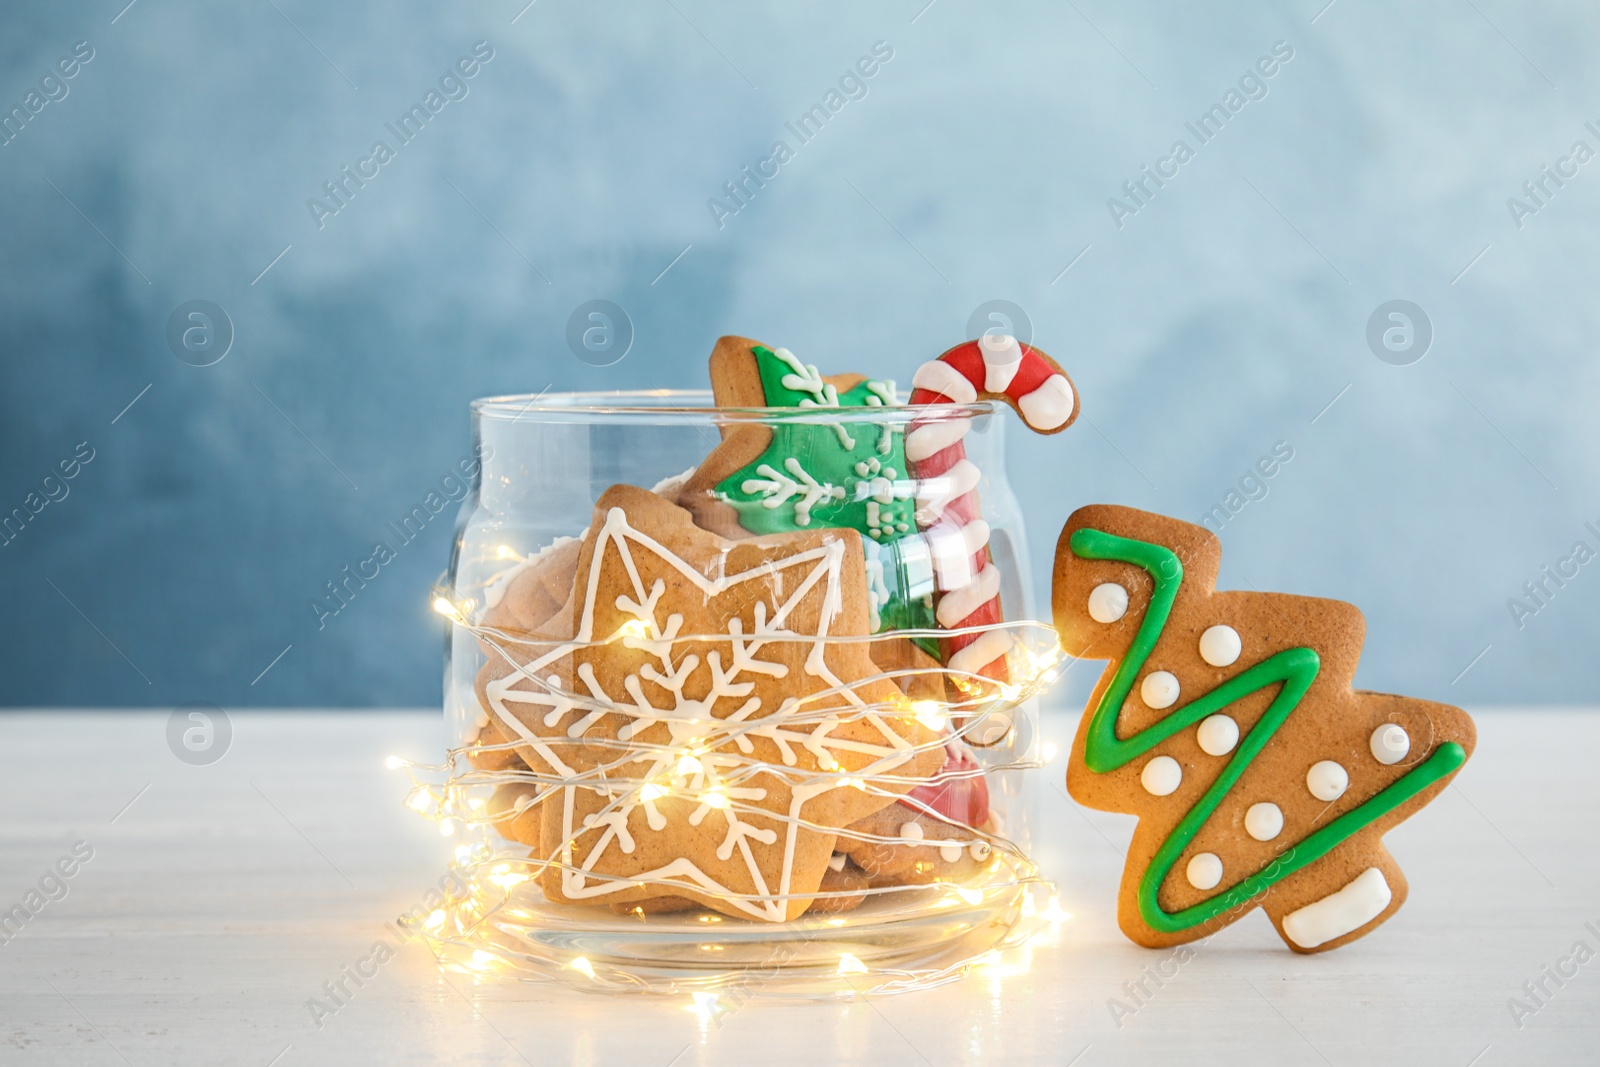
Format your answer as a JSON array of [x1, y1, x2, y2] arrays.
[[384, 588, 1070, 995]]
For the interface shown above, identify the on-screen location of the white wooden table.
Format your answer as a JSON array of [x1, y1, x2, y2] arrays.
[[0, 707, 1590, 1066]]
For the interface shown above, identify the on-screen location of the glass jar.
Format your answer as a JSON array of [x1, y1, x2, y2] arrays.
[[413, 390, 1061, 996]]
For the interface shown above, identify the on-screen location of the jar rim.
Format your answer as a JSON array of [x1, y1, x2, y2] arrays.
[[470, 389, 999, 422]]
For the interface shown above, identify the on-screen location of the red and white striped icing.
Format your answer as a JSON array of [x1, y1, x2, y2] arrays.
[[907, 334, 1077, 683]]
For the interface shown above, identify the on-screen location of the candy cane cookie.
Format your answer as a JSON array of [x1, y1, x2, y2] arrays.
[[906, 335, 1078, 684]]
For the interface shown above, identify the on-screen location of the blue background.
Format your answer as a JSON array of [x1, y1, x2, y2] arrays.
[[2, 0, 1595, 707]]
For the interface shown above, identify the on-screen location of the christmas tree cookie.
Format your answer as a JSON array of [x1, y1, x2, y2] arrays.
[[1052, 504, 1474, 952]]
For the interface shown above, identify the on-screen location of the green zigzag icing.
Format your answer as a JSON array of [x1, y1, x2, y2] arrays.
[[1070, 526, 1467, 934]]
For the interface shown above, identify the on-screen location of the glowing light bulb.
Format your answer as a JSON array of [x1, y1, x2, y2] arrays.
[[406, 789, 436, 813], [470, 950, 496, 970], [676, 754, 704, 776], [495, 544, 515, 560], [688, 992, 720, 1021], [424, 909, 446, 931], [954, 886, 984, 905], [836, 953, 869, 975], [640, 783, 666, 802], [618, 619, 649, 640], [1041, 741, 1059, 763], [912, 700, 943, 730], [568, 956, 596, 979], [384, 755, 406, 770], [439, 819, 456, 836], [432, 596, 459, 620], [489, 870, 529, 888], [701, 790, 730, 809], [1044, 897, 1071, 924]]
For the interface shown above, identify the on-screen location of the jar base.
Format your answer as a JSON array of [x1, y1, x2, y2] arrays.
[[425, 856, 1045, 997]]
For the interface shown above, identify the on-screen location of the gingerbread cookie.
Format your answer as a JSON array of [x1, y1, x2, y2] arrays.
[[466, 717, 526, 773], [477, 484, 945, 921], [469, 474, 688, 774], [677, 337, 944, 700], [905, 335, 1077, 686], [487, 782, 542, 850], [837, 742, 996, 886], [480, 536, 583, 639], [1053, 504, 1474, 953], [811, 855, 871, 913], [468, 536, 586, 772], [678, 335, 887, 535], [473, 475, 704, 919], [679, 338, 933, 623]]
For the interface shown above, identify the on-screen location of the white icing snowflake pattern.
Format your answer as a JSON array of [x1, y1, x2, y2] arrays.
[[482, 506, 925, 921], [739, 457, 846, 527]]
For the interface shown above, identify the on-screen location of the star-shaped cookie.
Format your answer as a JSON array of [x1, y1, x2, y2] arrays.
[[477, 485, 945, 921]]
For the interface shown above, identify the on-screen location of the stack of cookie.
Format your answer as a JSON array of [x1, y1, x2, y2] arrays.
[[465, 338, 1025, 921]]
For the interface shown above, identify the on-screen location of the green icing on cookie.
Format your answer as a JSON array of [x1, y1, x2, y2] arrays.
[[715, 345, 936, 652], [1070, 526, 1468, 935]]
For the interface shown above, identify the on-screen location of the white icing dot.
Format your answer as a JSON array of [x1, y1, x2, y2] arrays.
[[1088, 582, 1128, 624], [1196, 714, 1239, 756], [939, 842, 963, 863], [1199, 624, 1242, 667], [1140, 670, 1180, 710], [1245, 802, 1284, 842], [1140, 755, 1182, 797], [969, 840, 991, 861], [898, 821, 925, 842], [1307, 760, 1349, 802], [1370, 724, 1410, 765], [1186, 852, 1223, 891]]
